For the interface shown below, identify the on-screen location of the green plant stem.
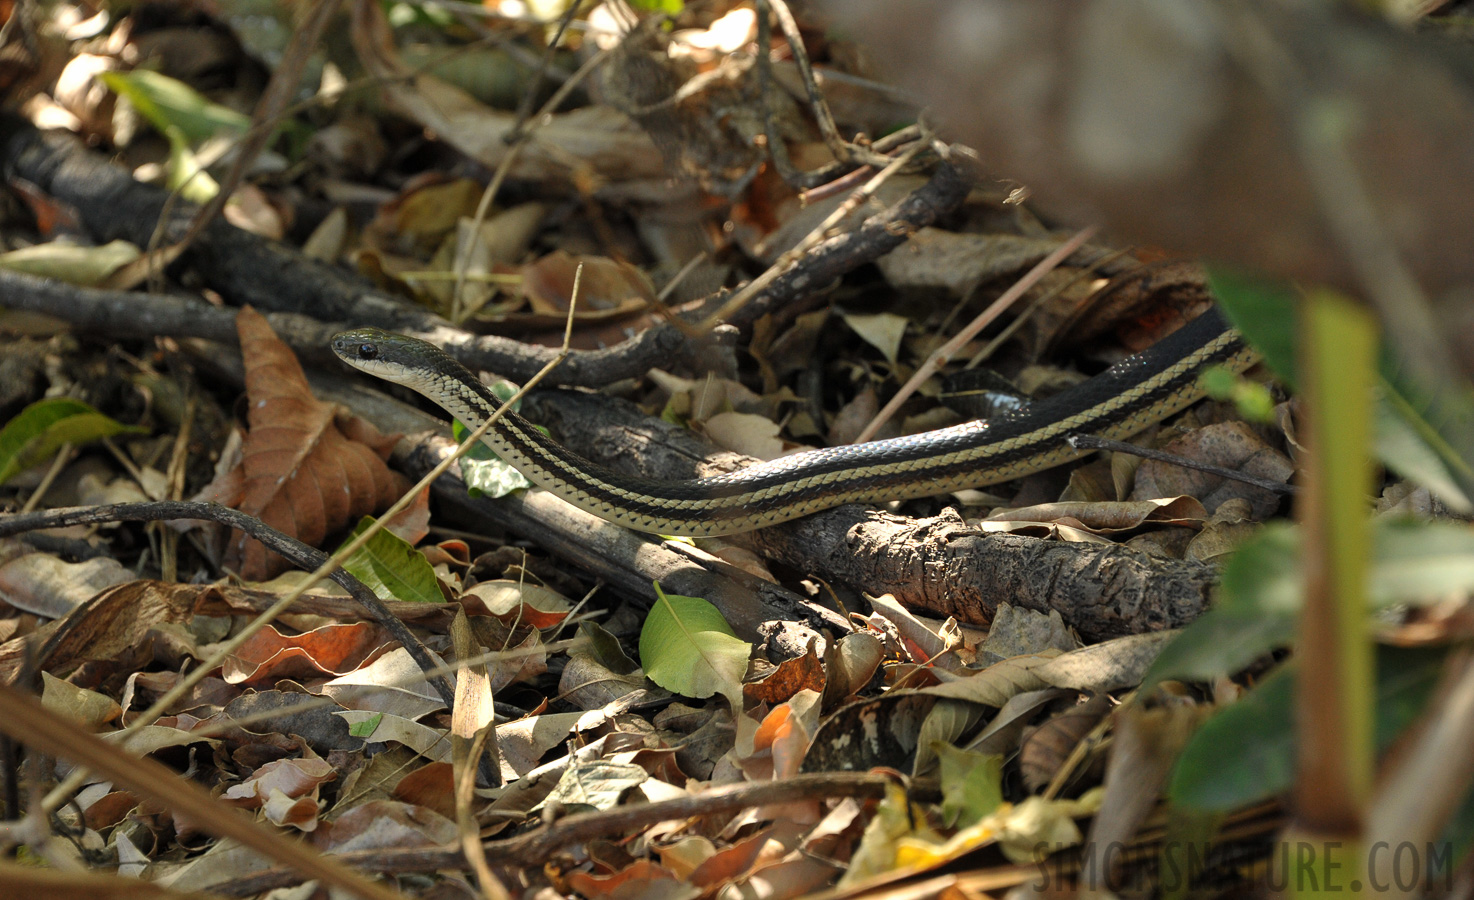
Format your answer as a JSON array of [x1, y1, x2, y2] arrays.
[[1292, 289, 1377, 898]]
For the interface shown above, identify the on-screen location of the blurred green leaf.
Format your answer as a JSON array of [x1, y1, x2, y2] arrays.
[[935, 744, 1003, 827], [628, 0, 684, 12], [336, 516, 443, 604], [1206, 267, 1297, 384], [1145, 518, 1474, 690], [1167, 646, 1444, 813], [100, 70, 251, 145], [0, 240, 141, 286], [0, 398, 146, 485], [1211, 266, 1474, 512]]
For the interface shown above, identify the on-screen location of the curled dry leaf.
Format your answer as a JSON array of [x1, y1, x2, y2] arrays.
[[221, 621, 390, 686], [521, 251, 655, 315], [205, 307, 409, 580]]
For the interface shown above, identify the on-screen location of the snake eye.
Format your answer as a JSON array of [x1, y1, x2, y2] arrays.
[[357, 343, 378, 360]]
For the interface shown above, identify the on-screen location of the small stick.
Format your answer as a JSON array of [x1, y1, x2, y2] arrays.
[[856, 226, 1098, 442], [1067, 434, 1297, 496]]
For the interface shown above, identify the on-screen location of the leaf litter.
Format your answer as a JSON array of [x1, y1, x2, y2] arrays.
[[1, 2, 1473, 898]]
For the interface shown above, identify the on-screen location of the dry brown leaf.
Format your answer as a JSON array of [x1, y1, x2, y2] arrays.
[[349, 1, 665, 186], [392, 762, 457, 821], [312, 799, 458, 853], [1019, 693, 1111, 792], [0, 552, 134, 617], [0, 580, 203, 684], [222, 755, 337, 812], [986, 496, 1209, 534], [521, 251, 655, 315], [221, 621, 389, 686], [1131, 420, 1293, 517], [744, 642, 825, 706], [563, 859, 689, 900], [223, 307, 409, 579]]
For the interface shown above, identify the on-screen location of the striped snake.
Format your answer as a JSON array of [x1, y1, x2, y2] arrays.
[[332, 309, 1255, 535]]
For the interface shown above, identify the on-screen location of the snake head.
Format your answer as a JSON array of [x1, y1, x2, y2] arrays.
[[330, 328, 470, 393], [331, 328, 396, 365]]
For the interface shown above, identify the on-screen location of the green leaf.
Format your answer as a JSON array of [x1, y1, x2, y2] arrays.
[[0, 240, 141, 286], [1145, 518, 1474, 690], [1368, 518, 1474, 602], [1210, 266, 1474, 510], [1376, 369, 1474, 513], [1375, 394, 1473, 513], [1167, 646, 1444, 813], [1206, 267, 1297, 385], [0, 398, 146, 485], [347, 712, 383, 738], [453, 397, 535, 498], [935, 743, 1003, 827], [639, 583, 751, 707], [100, 70, 251, 146], [628, 0, 684, 13], [335, 516, 443, 604], [163, 124, 218, 203], [579, 621, 639, 676]]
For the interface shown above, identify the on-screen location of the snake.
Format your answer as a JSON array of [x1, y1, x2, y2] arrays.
[[331, 309, 1256, 536]]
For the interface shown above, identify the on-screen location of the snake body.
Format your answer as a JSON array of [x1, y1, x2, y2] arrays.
[[331, 310, 1256, 535]]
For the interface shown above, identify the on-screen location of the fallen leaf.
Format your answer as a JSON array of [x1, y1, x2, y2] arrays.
[[221, 621, 389, 686], [0, 397, 146, 486], [639, 585, 751, 708], [521, 251, 655, 314], [217, 307, 409, 579], [0, 553, 134, 617]]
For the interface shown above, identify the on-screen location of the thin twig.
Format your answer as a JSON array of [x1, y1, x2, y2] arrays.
[[1066, 435, 1297, 496], [9, 281, 584, 816], [0, 682, 405, 900], [449, 26, 611, 323], [0, 500, 457, 708], [20, 443, 74, 514], [701, 143, 924, 330], [855, 226, 1098, 442]]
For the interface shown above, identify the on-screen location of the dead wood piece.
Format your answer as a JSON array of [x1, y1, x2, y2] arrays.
[[724, 159, 976, 331], [0, 266, 689, 389], [0, 115, 970, 380], [526, 389, 1217, 641], [393, 434, 849, 655]]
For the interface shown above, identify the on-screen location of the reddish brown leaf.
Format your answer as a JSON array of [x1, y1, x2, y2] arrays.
[[563, 860, 684, 899], [521, 251, 655, 314], [221, 621, 389, 686], [743, 642, 825, 706], [392, 762, 457, 821], [226, 307, 409, 579]]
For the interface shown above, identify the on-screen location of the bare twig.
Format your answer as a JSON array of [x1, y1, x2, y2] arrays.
[[701, 143, 925, 330], [0, 500, 456, 708], [0, 682, 405, 900], [855, 225, 1098, 442], [1066, 435, 1297, 496]]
